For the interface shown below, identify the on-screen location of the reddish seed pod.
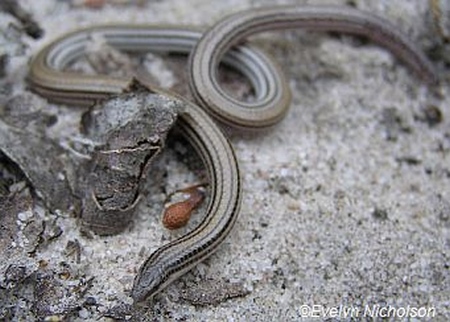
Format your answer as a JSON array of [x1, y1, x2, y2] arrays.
[[162, 201, 196, 229], [162, 184, 206, 230]]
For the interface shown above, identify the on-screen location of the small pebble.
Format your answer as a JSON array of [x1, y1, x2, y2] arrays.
[[78, 308, 89, 319], [17, 210, 33, 222]]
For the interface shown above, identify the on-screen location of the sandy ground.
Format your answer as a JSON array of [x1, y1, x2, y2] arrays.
[[1, 0, 449, 321]]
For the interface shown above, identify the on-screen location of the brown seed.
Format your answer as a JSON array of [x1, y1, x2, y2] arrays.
[[162, 184, 206, 230], [162, 201, 195, 229]]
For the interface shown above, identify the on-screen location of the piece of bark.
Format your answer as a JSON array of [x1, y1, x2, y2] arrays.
[[0, 119, 78, 212], [79, 87, 182, 235]]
